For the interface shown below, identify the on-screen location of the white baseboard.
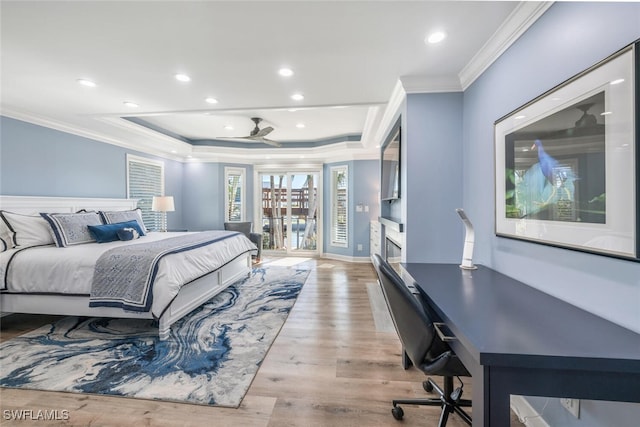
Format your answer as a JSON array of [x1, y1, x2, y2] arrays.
[[510, 395, 550, 427], [321, 253, 371, 263]]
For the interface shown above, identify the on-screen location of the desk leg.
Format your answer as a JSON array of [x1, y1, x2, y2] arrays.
[[487, 379, 511, 426], [402, 348, 413, 369]]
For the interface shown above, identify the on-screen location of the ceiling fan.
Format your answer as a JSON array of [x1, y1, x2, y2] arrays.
[[221, 117, 281, 147]]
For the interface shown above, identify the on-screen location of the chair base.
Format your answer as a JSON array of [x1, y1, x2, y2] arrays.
[[391, 376, 471, 426]]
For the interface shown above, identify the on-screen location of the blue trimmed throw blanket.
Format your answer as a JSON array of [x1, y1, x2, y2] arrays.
[[89, 231, 242, 313]]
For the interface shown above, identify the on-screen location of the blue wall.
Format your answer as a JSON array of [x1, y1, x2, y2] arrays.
[[461, 3, 640, 426], [0, 116, 186, 228], [323, 160, 378, 259], [403, 92, 464, 263], [1, 117, 130, 198]]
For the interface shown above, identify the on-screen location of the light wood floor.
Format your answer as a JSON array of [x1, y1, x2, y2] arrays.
[[0, 258, 523, 426]]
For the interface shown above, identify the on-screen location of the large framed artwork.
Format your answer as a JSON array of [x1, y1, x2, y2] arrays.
[[494, 40, 639, 260]]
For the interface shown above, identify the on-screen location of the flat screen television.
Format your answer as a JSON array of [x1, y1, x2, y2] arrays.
[[380, 119, 401, 201]]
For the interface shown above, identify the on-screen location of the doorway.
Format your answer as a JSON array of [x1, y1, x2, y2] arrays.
[[257, 169, 322, 256]]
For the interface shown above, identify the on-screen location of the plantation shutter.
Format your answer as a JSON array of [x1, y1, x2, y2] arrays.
[[225, 167, 245, 222], [331, 166, 348, 247], [127, 155, 164, 231]]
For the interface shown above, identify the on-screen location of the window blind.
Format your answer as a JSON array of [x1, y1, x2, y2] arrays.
[[331, 166, 348, 247], [127, 155, 164, 231]]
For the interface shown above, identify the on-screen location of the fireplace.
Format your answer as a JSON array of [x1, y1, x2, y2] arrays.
[[385, 236, 402, 273]]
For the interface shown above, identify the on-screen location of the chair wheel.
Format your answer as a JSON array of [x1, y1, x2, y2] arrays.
[[391, 406, 404, 420], [423, 380, 434, 392]]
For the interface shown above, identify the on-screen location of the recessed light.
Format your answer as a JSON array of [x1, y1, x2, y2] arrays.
[[279, 67, 294, 77], [171, 150, 177, 154], [205, 97, 218, 104], [291, 93, 304, 101], [610, 78, 625, 85], [224, 125, 234, 130], [123, 101, 139, 108], [296, 123, 305, 129], [175, 73, 191, 82], [77, 79, 96, 87], [425, 31, 446, 44]]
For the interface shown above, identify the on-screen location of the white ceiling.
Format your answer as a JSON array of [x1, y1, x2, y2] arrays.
[[1, 1, 545, 162]]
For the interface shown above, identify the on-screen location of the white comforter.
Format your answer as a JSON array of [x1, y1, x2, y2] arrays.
[[0, 231, 256, 317]]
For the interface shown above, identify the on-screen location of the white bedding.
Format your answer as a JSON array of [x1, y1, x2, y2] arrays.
[[0, 231, 256, 317]]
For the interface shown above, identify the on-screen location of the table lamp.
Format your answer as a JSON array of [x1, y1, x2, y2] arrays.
[[456, 208, 477, 270], [152, 196, 175, 232]]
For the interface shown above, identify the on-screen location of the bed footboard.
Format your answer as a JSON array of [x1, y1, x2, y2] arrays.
[[157, 252, 252, 340]]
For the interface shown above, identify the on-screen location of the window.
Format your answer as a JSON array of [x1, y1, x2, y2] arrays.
[[126, 154, 165, 231], [330, 165, 348, 247], [225, 167, 246, 222]]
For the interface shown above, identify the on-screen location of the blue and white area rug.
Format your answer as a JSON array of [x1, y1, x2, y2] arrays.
[[0, 267, 309, 408]]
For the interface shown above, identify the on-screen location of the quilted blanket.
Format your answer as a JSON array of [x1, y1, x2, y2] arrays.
[[89, 231, 243, 313]]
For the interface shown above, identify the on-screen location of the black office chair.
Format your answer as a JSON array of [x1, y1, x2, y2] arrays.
[[223, 222, 262, 262], [372, 254, 472, 426]]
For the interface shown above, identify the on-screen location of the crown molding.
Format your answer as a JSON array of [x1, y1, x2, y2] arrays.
[[459, 1, 554, 90], [1, 107, 186, 162], [399, 75, 462, 94], [187, 141, 379, 164], [360, 105, 384, 148], [372, 80, 406, 149]]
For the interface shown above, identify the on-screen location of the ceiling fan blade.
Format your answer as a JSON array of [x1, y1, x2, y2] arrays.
[[258, 137, 282, 147], [215, 118, 279, 146], [253, 126, 274, 138]]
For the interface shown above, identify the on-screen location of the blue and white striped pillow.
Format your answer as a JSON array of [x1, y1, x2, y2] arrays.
[[99, 209, 147, 235], [40, 211, 103, 247]]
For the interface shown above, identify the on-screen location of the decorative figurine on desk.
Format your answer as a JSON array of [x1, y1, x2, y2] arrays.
[[456, 208, 477, 270]]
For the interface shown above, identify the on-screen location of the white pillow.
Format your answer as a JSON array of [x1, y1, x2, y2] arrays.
[[0, 211, 55, 248], [0, 219, 14, 251]]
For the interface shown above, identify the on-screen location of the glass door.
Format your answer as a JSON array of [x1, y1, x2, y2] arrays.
[[259, 171, 320, 256]]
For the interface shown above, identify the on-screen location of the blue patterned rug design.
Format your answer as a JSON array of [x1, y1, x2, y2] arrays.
[[0, 267, 309, 407]]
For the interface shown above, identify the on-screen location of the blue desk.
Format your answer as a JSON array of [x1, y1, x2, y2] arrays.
[[402, 263, 640, 426]]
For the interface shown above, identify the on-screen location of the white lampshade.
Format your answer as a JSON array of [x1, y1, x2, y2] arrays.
[[152, 196, 175, 212]]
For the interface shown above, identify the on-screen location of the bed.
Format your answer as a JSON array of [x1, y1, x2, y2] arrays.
[[0, 195, 256, 340]]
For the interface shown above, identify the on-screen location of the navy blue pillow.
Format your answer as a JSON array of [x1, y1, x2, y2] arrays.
[[88, 220, 145, 243]]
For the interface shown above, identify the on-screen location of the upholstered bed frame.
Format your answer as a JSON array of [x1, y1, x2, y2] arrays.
[[0, 195, 252, 340]]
